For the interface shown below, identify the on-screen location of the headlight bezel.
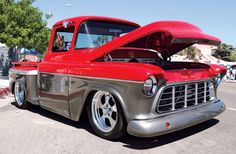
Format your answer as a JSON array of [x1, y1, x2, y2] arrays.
[[208, 81, 216, 101], [143, 75, 158, 97], [213, 73, 222, 86]]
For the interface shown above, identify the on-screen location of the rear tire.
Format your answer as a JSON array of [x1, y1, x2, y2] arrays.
[[87, 91, 126, 140], [14, 78, 29, 109]]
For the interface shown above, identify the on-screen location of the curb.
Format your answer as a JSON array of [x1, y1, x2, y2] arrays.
[[0, 87, 11, 99]]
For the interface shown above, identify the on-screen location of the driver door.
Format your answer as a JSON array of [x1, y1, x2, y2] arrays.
[[38, 23, 75, 117]]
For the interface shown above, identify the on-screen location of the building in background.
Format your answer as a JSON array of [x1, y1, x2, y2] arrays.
[[172, 44, 236, 66], [0, 43, 9, 73], [0, 43, 43, 76]]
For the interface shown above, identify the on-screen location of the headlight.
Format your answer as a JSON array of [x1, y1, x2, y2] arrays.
[[143, 76, 157, 97], [213, 73, 222, 86], [208, 82, 215, 101]]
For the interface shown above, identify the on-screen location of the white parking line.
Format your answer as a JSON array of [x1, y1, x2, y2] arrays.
[[227, 108, 236, 111]]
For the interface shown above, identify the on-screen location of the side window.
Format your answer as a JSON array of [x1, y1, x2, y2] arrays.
[[52, 26, 74, 52]]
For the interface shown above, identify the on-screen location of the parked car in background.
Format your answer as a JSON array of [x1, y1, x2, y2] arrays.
[[9, 16, 226, 140]]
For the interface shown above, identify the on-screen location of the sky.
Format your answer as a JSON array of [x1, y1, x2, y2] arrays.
[[33, 0, 236, 47]]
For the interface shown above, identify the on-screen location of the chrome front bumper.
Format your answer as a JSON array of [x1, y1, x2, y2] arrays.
[[127, 100, 225, 137]]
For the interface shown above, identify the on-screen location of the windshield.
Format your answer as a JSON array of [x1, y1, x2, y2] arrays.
[[75, 21, 138, 49]]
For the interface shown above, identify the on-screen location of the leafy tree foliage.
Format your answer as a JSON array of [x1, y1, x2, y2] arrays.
[[93, 36, 110, 47], [0, 0, 50, 53], [212, 43, 236, 62], [178, 45, 202, 62]]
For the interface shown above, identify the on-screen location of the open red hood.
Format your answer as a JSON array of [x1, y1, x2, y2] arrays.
[[87, 21, 221, 61]]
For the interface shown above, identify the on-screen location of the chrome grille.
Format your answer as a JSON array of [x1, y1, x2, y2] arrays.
[[157, 81, 214, 113]]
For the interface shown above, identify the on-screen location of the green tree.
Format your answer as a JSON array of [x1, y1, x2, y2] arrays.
[[93, 36, 110, 47], [212, 43, 236, 62], [178, 45, 202, 62], [0, 0, 50, 53]]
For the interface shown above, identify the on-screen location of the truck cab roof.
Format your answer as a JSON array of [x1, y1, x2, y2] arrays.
[[53, 16, 141, 28]]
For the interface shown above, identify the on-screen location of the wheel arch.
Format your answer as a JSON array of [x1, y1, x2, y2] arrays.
[[11, 75, 25, 94], [78, 86, 128, 123], [14, 76, 30, 109]]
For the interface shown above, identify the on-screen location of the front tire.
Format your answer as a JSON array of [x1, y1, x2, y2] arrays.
[[87, 91, 126, 140], [14, 79, 29, 109]]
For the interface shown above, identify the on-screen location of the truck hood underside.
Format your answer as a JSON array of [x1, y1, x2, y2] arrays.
[[87, 21, 221, 61]]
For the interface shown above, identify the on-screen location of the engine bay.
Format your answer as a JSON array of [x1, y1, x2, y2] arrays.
[[97, 47, 210, 70]]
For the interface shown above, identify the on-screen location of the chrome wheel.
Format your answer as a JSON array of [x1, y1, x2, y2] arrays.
[[14, 81, 25, 106], [91, 91, 118, 132]]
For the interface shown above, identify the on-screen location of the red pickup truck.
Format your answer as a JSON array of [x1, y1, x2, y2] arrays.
[[9, 16, 226, 140]]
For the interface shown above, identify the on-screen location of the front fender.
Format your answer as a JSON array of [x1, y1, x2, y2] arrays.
[[210, 64, 227, 76], [68, 76, 136, 122]]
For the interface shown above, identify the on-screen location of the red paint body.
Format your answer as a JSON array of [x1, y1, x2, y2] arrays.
[[13, 16, 226, 83]]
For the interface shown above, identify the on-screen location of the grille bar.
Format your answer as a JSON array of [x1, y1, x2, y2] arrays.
[[157, 81, 214, 113], [184, 85, 187, 108], [195, 83, 198, 105], [172, 87, 175, 110], [204, 82, 207, 103]]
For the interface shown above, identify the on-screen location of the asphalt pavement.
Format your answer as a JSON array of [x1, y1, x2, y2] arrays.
[[0, 82, 236, 154]]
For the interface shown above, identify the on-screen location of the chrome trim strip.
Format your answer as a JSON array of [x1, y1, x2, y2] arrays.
[[165, 79, 212, 86], [172, 87, 175, 110], [195, 83, 198, 105], [184, 85, 187, 108], [10, 69, 38, 75], [204, 82, 207, 103], [39, 71, 144, 84]]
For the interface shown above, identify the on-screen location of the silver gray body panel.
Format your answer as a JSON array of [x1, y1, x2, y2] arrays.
[[38, 73, 70, 117], [9, 69, 39, 105], [127, 99, 225, 137], [68, 76, 150, 121], [25, 75, 39, 105], [9, 69, 225, 138], [9, 69, 38, 76]]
